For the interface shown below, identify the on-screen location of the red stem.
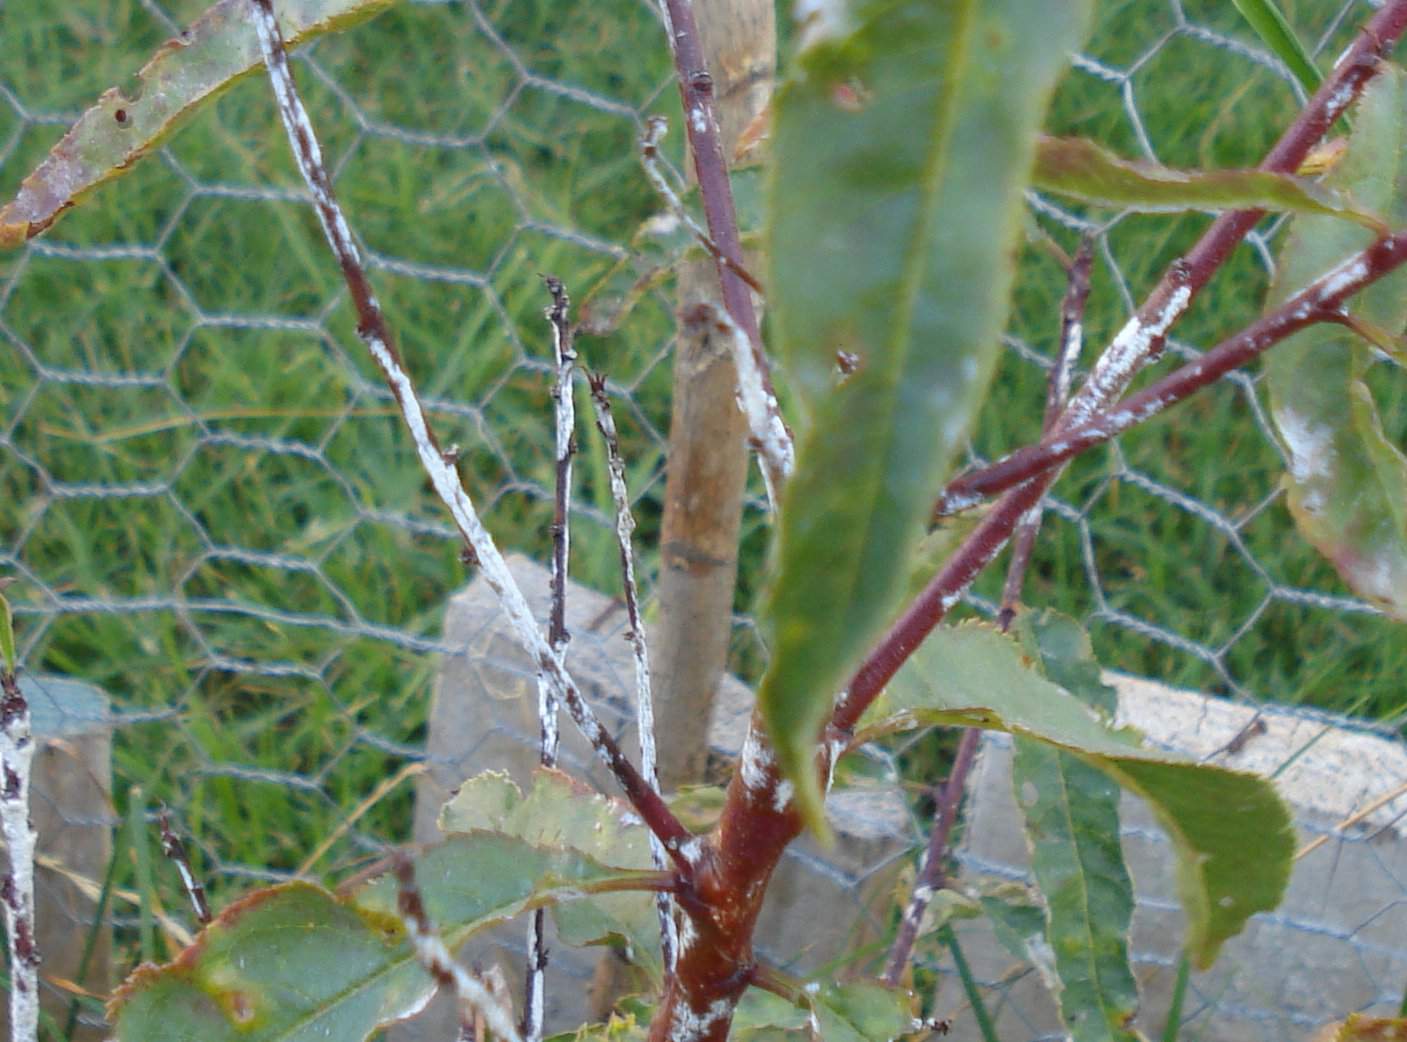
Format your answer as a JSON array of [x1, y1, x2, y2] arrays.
[[652, 4, 1407, 1039], [657, 0, 775, 399], [933, 230, 1407, 514], [881, 728, 982, 985]]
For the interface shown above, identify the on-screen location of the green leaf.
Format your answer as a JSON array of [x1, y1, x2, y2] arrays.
[[1011, 613, 1139, 1042], [870, 617, 1293, 968], [439, 769, 662, 975], [108, 831, 661, 1041], [1266, 63, 1407, 621], [0, 581, 15, 675], [759, 0, 1094, 835], [978, 887, 1048, 967], [1230, 0, 1321, 96], [733, 980, 916, 1042], [1033, 136, 1378, 227], [0, 0, 397, 248]]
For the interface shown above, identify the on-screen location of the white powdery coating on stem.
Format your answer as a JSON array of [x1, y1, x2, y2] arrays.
[[713, 308, 794, 509], [1068, 284, 1192, 426], [255, 5, 640, 810], [1314, 255, 1370, 303], [589, 392, 679, 967], [406, 917, 524, 1042], [1, 704, 38, 1042], [739, 723, 775, 793], [668, 997, 734, 1042], [1054, 320, 1082, 405]]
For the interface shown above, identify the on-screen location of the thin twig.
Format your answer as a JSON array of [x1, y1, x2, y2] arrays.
[[841, 43, 1407, 748], [932, 230, 1407, 515], [524, 275, 577, 1042], [638, 118, 763, 295], [157, 806, 211, 926], [933, 0, 1407, 521], [0, 668, 38, 1042], [998, 239, 1092, 630], [1296, 777, 1407, 861], [586, 371, 679, 972], [394, 855, 525, 1042], [543, 274, 575, 768], [249, 0, 697, 873], [882, 727, 980, 985], [651, 0, 794, 509]]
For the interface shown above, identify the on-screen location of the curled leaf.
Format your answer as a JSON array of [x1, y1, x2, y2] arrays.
[[0, 0, 397, 247], [1034, 135, 1380, 229]]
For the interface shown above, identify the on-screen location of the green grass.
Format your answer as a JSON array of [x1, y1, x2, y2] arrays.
[[1, 0, 1405, 1009]]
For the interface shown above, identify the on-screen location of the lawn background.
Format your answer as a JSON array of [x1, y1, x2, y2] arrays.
[[1, 0, 1404, 1013]]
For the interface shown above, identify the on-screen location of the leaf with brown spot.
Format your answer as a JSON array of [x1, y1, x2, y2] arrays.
[[0, 0, 397, 248]]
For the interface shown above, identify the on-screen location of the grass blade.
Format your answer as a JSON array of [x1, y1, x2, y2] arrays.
[[1231, 0, 1322, 95]]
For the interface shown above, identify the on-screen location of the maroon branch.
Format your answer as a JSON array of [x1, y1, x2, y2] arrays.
[[881, 728, 981, 985], [935, 0, 1407, 521], [649, 12, 1407, 1035], [653, 0, 793, 505], [586, 371, 679, 970], [934, 230, 1407, 513], [525, 275, 576, 1042], [655, 0, 765, 362], [250, 0, 696, 875]]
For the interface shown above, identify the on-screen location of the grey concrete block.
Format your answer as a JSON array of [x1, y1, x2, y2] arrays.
[[390, 556, 911, 1040], [946, 674, 1407, 1042]]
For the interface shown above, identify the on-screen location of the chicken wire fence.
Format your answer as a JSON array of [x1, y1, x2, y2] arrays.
[[0, 0, 1405, 1038]]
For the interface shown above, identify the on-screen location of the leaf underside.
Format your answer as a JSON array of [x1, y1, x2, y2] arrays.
[[439, 768, 663, 977], [872, 617, 1294, 968], [1011, 613, 1139, 1042], [759, 0, 1094, 834], [109, 791, 661, 1041], [0, 0, 398, 248], [1266, 63, 1407, 621]]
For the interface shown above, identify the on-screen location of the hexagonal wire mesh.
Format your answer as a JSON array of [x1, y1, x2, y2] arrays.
[[1, 0, 1405, 1038]]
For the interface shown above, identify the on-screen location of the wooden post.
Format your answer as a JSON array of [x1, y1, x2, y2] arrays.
[[652, 0, 774, 791]]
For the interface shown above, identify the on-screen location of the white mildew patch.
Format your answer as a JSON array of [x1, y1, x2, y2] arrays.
[[0, 714, 37, 1041], [716, 310, 794, 508], [689, 106, 709, 135], [771, 778, 796, 813], [1072, 283, 1192, 424], [1275, 405, 1336, 514], [677, 910, 699, 956], [1314, 256, 1370, 303], [679, 836, 704, 866], [740, 725, 775, 792], [668, 998, 734, 1042]]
